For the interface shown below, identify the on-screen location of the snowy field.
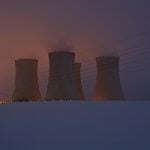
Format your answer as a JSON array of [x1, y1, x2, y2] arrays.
[[0, 101, 150, 150]]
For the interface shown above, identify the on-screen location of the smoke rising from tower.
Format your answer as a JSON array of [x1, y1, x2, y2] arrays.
[[94, 56, 124, 100], [12, 59, 42, 102], [48, 40, 73, 52]]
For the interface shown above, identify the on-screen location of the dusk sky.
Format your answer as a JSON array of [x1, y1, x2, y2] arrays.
[[0, 0, 150, 100]]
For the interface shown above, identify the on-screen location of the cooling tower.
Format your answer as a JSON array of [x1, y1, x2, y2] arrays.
[[74, 63, 85, 100], [45, 51, 77, 100], [94, 56, 124, 100], [12, 59, 41, 102]]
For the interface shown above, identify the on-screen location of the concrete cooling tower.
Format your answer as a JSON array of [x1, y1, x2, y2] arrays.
[[74, 63, 85, 100], [12, 59, 41, 102], [45, 51, 78, 100], [94, 56, 124, 100]]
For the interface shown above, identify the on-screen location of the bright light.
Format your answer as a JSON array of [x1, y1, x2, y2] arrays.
[[0, 100, 8, 104]]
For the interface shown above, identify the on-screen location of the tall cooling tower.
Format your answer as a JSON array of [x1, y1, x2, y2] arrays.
[[74, 63, 85, 100], [94, 56, 124, 100], [12, 59, 41, 102], [45, 51, 77, 100]]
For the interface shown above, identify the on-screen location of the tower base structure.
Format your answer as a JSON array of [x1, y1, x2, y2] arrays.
[[94, 56, 124, 101], [45, 51, 78, 101], [12, 59, 42, 102]]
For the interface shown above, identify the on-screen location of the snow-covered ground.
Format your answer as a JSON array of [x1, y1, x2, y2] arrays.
[[0, 101, 150, 150]]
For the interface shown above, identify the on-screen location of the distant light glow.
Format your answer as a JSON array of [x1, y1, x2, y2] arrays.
[[0, 99, 10, 104]]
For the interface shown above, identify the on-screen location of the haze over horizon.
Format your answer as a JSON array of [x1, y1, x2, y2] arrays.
[[0, 0, 150, 100]]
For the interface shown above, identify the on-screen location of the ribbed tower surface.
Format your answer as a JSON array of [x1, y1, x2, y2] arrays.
[[74, 63, 85, 100], [45, 51, 78, 100], [12, 59, 41, 102], [94, 56, 124, 101]]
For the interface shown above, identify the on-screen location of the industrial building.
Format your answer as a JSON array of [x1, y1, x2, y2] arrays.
[[12, 59, 42, 102], [74, 63, 85, 100], [94, 56, 124, 100], [45, 51, 78, 100]]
